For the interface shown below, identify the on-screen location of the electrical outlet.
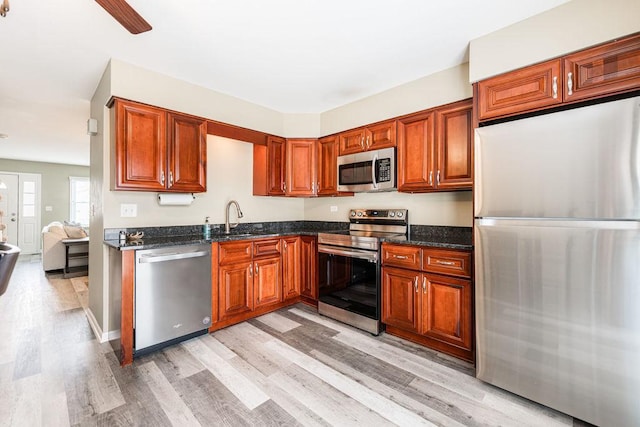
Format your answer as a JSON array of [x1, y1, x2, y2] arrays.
[[120, 203, 137, 217], [330, 205, 338, 212], [45, 206, 53, 212]]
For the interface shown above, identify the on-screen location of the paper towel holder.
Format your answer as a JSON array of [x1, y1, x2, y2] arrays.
[[157, 193, 195, 206]]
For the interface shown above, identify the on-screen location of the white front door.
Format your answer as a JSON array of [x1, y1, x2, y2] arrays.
[[18, 174, 41, 254], [0, 173, 19, 246]]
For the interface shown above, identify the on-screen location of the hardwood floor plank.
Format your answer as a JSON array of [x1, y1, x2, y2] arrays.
[[269, 365, 395, 427], [9, 374, 42, 427], [199, 333, 237, 360], [226, 354, 329, 427], [256, 312, 301, 333], [181, 337, 270, 410], [12, 327, 41, 380], [144, 344, 205, 383], [265, 337, 435, 426], [138, 361, 202, 426], [311, 349, 469, 427]]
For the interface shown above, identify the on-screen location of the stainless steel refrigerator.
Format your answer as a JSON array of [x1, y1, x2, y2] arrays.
[[474, 95, 640, 427]]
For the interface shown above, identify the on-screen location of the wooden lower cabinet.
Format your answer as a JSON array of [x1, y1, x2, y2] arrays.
[[300, 236, 317, 302], [254, 256, 282, 308], [282, 237, 301, 300], [381, 243, 473, 362], [219, 261, 253, 321]]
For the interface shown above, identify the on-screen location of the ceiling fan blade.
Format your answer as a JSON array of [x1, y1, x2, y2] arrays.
[[95, 0, 152, 34]]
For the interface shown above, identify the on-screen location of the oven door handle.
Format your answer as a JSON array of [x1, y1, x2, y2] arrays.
[[318, 245, 378, 262]]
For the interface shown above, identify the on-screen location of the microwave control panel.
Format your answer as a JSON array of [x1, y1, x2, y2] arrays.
[[378, 158, 391, 182]]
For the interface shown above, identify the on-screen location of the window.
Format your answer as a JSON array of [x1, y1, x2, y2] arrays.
[[69, 176, 90, 226], [22, 180, 36, 218]]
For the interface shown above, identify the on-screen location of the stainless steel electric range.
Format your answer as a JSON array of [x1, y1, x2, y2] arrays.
[[317, 208, 408, 334]]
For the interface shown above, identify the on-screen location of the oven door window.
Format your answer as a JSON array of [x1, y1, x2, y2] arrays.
[[318, 251, 379, 320]]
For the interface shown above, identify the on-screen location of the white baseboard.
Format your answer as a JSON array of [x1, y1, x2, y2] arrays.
[[85, 307, 113, 343]]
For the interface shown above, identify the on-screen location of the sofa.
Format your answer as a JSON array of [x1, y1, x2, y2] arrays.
[[42, 221, 88, 272]]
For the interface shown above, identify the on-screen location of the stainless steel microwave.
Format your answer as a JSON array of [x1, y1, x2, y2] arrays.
[[337, 147, 396, 192]]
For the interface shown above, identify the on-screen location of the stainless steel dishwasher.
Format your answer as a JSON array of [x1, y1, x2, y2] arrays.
[[135, 243, 212, 355]]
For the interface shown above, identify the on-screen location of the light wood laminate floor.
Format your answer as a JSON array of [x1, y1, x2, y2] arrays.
[[0, 257, 595, 426]]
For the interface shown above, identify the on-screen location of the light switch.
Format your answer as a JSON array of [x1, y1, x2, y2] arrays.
[[45, 206, 53, 212], [120, 204, 137, 217]]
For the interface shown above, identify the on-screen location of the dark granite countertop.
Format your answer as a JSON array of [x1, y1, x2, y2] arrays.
[[103, 222, 472, 251], [384, 225, 473, 251]]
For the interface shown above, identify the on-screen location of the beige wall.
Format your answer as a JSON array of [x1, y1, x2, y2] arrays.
[[320, 63, 472, 135], [0, 159, 89, 228], [469, 0, 640, 82], [305, 191, 473, 227]]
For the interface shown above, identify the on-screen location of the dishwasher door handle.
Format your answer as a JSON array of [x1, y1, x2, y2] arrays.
[[138, 250, 210, 264]]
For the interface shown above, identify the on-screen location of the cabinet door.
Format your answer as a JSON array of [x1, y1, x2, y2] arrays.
[[219, 262, 253, 320], [563, 34, 640, 103], [397, 112, 435, 192], [367, 120, 397, 151], [282, 237, 301, 300], [317, 135, 339, 196], [286, 139, 316, 196], [167, 112, 207, 192], [300, 236, 317, 299], [421, 274, 472, 350], [435, 99, 473, 190], [477, 59, 562, 121], [381, 267, 420, 333], [267, 136, 286, 195], [254, 256, 282, 308], [339, 128, 367, 155], [113, 99, 166, 191]]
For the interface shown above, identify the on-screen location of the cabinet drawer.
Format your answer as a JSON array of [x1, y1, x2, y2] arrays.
[[382, 244, 422, 270], [253, 239, 281, 257], [219, 241, 252, 265], [423, 249, 471, 278]]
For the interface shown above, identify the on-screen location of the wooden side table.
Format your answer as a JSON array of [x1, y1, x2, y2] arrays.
[[61, 237, 89, 278]]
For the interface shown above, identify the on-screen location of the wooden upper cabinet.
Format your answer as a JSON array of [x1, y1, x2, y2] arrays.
[[435, 99, 473, 189], [316, 135, 339, 196], [167, 112, 207, 192], [267, 136, 286, 196], [286, 139, 316, 196], [112, 98, 207, 192], [339, 120, 397, 155], [113, 99, 167, 191], [397, 111, 435, 192], [477, 33, 640, 121], [563, 34, 640, 102], [397, 99, 472, 193], [477, 59, 562, 121]]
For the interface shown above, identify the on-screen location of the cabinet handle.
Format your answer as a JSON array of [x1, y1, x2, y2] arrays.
[[435, 260, 456, 266], [311, 182, 315, 193], [394, 255, 408, 260], [255, 263, 259, 274], [423, 277, 427, 294], [414, 277, 419, 293], [283, 182, 287, 192], [436, 170, 441, 186], [552, 76, 558, 99], [316, 181, 320, 193], [161, 171, 165, 186], [249, 264, 253, 276], [567, 72, 573, 96], [366, 136, 370, 149], [169, 171, 174, 186], [429, 171, 433, 186], [360, 137, 365, 149]]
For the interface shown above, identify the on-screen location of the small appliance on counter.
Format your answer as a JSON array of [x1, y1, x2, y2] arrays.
[[317, 209, 408, 334]]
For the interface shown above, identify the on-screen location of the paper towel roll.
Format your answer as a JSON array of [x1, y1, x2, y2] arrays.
[[157, 193, 195, 206]]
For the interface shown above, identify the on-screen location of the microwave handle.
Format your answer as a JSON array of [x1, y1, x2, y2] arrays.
[[371, 153, 378, 189]]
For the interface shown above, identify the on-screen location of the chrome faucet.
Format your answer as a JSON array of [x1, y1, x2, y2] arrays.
[[225, 200, 244, 234]]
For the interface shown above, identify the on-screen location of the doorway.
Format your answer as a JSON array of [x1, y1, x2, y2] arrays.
[[0, 172, 41, 254]]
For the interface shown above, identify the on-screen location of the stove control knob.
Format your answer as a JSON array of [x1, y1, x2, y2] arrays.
[[396, 211, 404, 218], [350, 211, 356, 217], [389, 211, 395, 217], [357, 211, 363, 217]]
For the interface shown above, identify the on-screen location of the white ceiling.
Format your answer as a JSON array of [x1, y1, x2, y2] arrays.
[[0, 0, 568, 167]]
